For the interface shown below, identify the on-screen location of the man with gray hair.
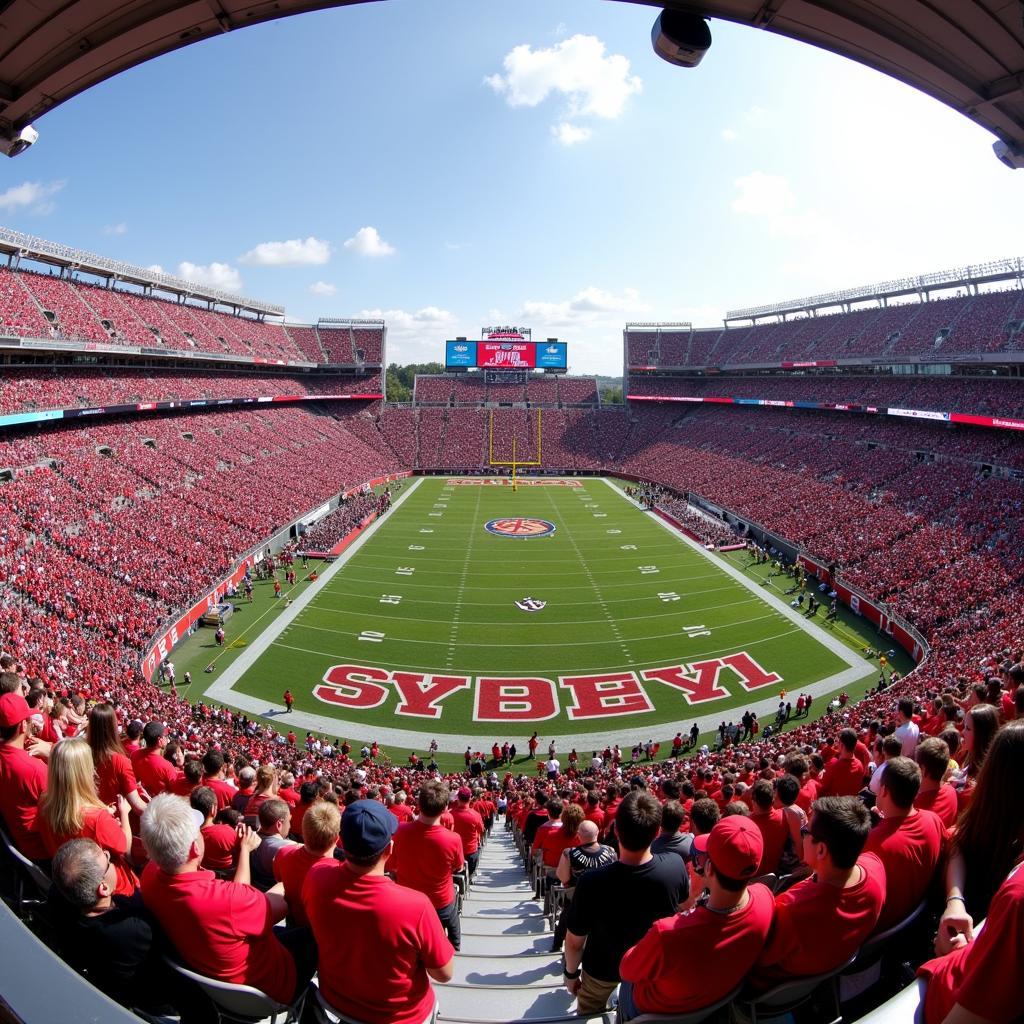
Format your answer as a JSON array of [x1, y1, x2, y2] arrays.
[[50, 838, 177, 1013], [140, 793, 316, 1004], [231, 765, 257, 813]]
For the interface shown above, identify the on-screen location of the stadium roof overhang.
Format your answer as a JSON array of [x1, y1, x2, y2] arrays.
[[0, 1, 1022, 165]]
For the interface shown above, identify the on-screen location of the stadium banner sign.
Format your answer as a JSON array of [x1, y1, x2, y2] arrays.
[[446, 478, 583, 487], [445, 341, 477, 367], [313, 652, 783, 721], [478, 341, 536, 369], [886, 407, 951, 422], [949, 412, 1024, 431]]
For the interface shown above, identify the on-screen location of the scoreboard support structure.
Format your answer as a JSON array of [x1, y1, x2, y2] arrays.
[[488, 408, 542, 492]]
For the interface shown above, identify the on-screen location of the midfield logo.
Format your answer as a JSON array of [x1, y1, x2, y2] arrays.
[[485, 517, 557, 538], [515, 597, 547, 612]]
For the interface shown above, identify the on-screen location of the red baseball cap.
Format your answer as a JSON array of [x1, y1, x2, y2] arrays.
[[693, 816, 764, 880], [0, 693, 31, 729]]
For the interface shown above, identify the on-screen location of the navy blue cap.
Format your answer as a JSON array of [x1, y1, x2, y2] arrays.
[[342, 799, 398, 858]]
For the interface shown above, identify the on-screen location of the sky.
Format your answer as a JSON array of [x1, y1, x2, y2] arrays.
[[1, 0, 1022, 376]]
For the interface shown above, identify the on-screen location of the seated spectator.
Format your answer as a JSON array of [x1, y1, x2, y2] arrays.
[[37, 738, 138, 896], [819, 728, 867, 798], [0, 692, 49, 860], [390, 780, 465, 951], [130, 722, 181, 798], [274, 801, 341, 927], [49, 838, 181, 1015], [539, 802, 585, 874], [937, 720, 1024, 954], [139, 793, 315, 1004], [748, 778, 788, 876], [920, 722, 1024, 1024], [450, 786, 485, 878], [245, 765, 279, 819], [200, 750, 236, 811], [864, 757, 944, 932], [619, 817, 774, 1019], [914, 737, 958, 828], [563, 791, 689, 1015], [230, 765, 257, 813], [250, 798, 298, 892], [868, 735, 904, 798], [86, 703, 147, 814], [191, 786, 239, 874], [304, 799, 454, 1024], [649, 800, 693, 861], [950, 704, 999, 812], [773, 774, 809, 878], [752, 796, 885, 985]]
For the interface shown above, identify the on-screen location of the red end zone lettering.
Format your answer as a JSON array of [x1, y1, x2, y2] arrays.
[[313, 665, 389, 710], [559, 672, 654, 720], [474, 677, 558, 722], [392, 672, 472, 719], [641, 661, 729, 705], [720, 652, 783, 692]]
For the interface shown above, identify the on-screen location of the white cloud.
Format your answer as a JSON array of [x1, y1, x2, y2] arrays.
[[177, 261, 243, 293], [147, 264, 165, 275], [522, 286, 649, 324], [102, 222, 127, 236], [0, 180, 65, 214], [344, 226, 395, 257], [240, 236, 331, 266], [486, 34, 641, 142], [731, 172, 827, 239], [308, 280, 337, 296], [553, 122, 592, 146], [721, 128, 738, 142], [360, 306, 460, 363]]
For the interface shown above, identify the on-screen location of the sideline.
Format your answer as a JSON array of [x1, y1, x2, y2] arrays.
[[206, 476, 873, 752], [205, 478, 423, 707]]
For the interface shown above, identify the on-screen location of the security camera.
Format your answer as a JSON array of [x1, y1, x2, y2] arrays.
[[0, 124, 39, 158], [652, 9, 712, 68], [993, 139, 1024, 170]]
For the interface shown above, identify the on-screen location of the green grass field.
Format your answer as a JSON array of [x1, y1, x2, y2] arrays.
[[186, 476, 896, 750]]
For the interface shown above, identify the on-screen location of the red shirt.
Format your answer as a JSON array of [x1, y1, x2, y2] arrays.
[[539, 823, 582, 868], [450, 804, 485, 855], [201, 823, 240, 872], [819, 757, 865, 798], [620, 883, 775, 1014], [390, 819, 464, 909], [864, 809, 944, 931], [795, 778, 820, 814], [914, 784, 959, 829], [389, 803, 414, 824], [203, 777, 237, 811], [95, 753, 139, 805], [273, 845, 333, 927], [919, 863, 1024, 1024], [277, 787, 300, 810], [753, 854, 886, 982], [131, 747, 181, 797], [304, 862, 453, 1024], [0, 742, 48, 860], [750, 808, 789, 876], [140, 863, 296, 1003], [37, 805, 138, 896], [584, 806, 605, 831]]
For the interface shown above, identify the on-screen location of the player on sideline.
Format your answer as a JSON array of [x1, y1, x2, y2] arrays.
[[283, 690, 295, 713]]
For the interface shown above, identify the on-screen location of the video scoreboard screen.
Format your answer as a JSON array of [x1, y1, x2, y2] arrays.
[[445, 340, 567, 370]]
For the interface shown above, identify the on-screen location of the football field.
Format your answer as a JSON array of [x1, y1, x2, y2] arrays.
[[204, 476, 877, 750]]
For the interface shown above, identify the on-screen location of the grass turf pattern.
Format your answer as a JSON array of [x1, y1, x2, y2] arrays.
[[225, 477, 872, 736]]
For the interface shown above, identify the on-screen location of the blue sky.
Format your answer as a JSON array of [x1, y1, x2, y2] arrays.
[[1, 0, 1021, 374]]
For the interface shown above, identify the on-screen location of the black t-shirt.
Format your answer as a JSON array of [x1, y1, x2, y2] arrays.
[[565, 852, 689, 982], [567, 842, 617, 884]]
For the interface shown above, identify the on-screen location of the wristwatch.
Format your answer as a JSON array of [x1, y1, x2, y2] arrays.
[[563, 964, 582, 980]]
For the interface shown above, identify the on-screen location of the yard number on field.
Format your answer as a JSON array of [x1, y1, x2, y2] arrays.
[[638, 565, 659, 574], [658, 592, 681, 602], [380, 595, 403, 605], [396, 567, 415, 576], [359, 631, 386, 643], [683, 624, 712, 638]]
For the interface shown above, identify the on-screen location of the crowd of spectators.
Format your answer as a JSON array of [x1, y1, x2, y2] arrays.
[[299, 492, 387, 552], [625, 286, 1024, 368]]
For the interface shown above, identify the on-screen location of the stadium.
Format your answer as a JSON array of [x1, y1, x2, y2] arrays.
[[0, 3, 1022, 1024]]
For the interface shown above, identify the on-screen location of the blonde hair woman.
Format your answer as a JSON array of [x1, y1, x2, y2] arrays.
[[37, 738, 138, 896]]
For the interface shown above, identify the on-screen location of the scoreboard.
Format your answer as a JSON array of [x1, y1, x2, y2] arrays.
[[445, 340, 567, 371]]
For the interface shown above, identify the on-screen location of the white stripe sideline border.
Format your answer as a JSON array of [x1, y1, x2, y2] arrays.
[[204, 477, 873, 753]]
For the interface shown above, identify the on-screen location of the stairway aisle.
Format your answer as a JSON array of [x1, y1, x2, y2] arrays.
[[435, 827, 614, 1024]]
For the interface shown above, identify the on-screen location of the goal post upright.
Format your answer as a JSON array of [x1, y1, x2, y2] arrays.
[[488, 408, 542, 491]]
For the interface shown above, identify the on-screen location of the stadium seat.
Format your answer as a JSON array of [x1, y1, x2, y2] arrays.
[[613, 983, 741, 1024], [0, 823, 51, 918], [733, 952, 858, 1024], [839, 899, 929, 1003], [310, 980, 438, 1024], [162, 956, 307, 1024]]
